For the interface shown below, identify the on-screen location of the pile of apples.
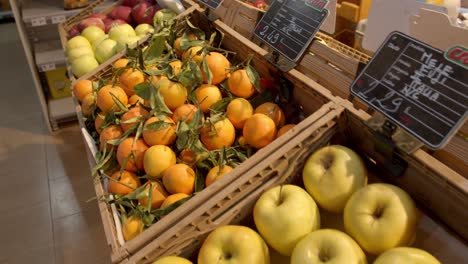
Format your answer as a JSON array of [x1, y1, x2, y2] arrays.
[[65, 0, 178, 78], [153, 145, 442, 264]]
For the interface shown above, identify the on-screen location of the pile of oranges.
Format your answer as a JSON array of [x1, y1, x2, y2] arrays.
[[73, 21, 297, 241]]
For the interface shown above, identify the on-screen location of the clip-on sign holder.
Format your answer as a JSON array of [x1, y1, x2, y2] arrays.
[[351, 32, 468, 178], [264, 50, 297, 72]]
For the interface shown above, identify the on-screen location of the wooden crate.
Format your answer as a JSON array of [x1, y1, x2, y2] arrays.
[[58, 0, 198, 82], [71, 7, 343, 263], [211, 0, 468, 182], [121, 100, 468, 264]]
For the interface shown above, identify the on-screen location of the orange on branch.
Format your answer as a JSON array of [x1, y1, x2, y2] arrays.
[[200, 118, 235, 151], [116, 137, 149, 172], [227, 69, 255, 98], [142, 116, 176, 146], [162, 164, 196, 195], [96, 85, 128, 113], [243, 113, 277, 149]]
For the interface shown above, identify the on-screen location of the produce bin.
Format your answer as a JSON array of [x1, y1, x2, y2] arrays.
[[71, 6, 342, 263], [122, 100, 468, 264], [59, 0, 198, 82], [209, 0, 468, 184]]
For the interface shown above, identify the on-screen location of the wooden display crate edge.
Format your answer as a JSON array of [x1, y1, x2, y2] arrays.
[[121, 101, 344, 264], [121, 99, 468, 264], [68, 6, 345, 263], [60, 0, 201, 83]]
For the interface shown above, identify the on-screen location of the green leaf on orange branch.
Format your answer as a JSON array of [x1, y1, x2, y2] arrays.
[[210, 97, 232, 116], [150, 196, 191, 220], [245, 64, 261, 92], [110, 93, 129, 112], [180, 32, 205, 51], [134, 120, 144, 142], [150, 83, 173, 118], [144, 35, 167, 61], [186, 18, 206, 40], [201, 56, 213, 86], [144, 120, 174, 131]]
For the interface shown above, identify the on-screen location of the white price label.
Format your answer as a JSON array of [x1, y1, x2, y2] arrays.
[[41, 63, 56, 72], [51, 15, 66, 24], [31, 17, 47, 27]]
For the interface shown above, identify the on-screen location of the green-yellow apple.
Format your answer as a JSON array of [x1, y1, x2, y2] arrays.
[[344, 183, 420, 255], [198, 225, 270, 264], [108, 24, 136, 41], [152, 256, 193, 264], [115, 35, 140, 52], [66, 35, 91, 52], [95, 38, 117, 64], [92, 34, 109, 51], [71, 55, 99, 78], [135, 23, 154, 36], [67, 46, 94, 63], [374, 247, 440, 264], [253, 184, 320, 256], [81, 25, 106, 44], [302, 145, 367, 213], [291, 229, 367, 264]]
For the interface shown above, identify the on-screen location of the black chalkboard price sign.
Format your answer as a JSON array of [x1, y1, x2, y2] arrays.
[[351, 31, 468, 149], [198, 0, 224, 10], [254, 0, 328, 62]]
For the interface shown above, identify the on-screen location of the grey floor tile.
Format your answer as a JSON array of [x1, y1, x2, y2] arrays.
[[53, 206, 111, 264], [0, 202, 53, 261]]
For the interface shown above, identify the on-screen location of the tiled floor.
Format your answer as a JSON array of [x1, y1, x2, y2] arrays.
[[0, 23, 111, 263]]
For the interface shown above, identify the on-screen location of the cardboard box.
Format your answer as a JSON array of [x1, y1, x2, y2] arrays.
[[45, 67, 72, 99], [64, 0, 89, 9]]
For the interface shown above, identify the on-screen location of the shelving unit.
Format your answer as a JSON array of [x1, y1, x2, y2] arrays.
[[9, 0, 113, 132]]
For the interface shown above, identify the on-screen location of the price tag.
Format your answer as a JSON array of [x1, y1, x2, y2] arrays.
[[350, 32, 468, 149], [51, 15, 66, 24], [198, 0, 224, 9], [41, 63, 56, 72], [31, 17, 47, 27], [305, 0, 329, 11], [254, 0, 328, 62]]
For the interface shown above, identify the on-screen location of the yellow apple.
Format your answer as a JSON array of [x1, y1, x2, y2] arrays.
[[152, 256, 193, 264], [253, 185, 320, 256], [198, 225, 270, 264], [291, 229, 367, 264], [344, 183, 420, 255], [302, 145, 367, 213], [374, 247, 440, 264]]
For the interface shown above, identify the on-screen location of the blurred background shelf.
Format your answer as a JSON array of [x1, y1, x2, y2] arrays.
[[8, 0, 114, 132]]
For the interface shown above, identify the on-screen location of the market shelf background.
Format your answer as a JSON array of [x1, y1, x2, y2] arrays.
[[0, 21, 110, 263]]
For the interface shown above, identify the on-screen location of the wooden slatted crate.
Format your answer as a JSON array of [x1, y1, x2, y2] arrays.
[[58, 0, 197, 82], [209, 0, 468, 181], [120, 98, 468, 264], [71, 6, 344, 263]]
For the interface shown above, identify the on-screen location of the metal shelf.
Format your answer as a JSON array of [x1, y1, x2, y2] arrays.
[[0, 10, 13, 20], [22, 0, 114, 27]]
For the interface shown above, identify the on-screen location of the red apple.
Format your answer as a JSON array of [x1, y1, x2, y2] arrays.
[[109, 6, 133, 23], [103, 17, 113, 25], [68, 25, 80, 39], [105, 19, 127, 33], [132, 2, 160, 25], [123, 0, 154, 7], [88, 13, 107, 20], [77, 17, 105, 32]]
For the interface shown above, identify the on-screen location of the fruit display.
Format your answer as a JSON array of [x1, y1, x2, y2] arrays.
[[73, 14, 303, 243], [65, 0, 181, 78], [149, 145, 443, 263]]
